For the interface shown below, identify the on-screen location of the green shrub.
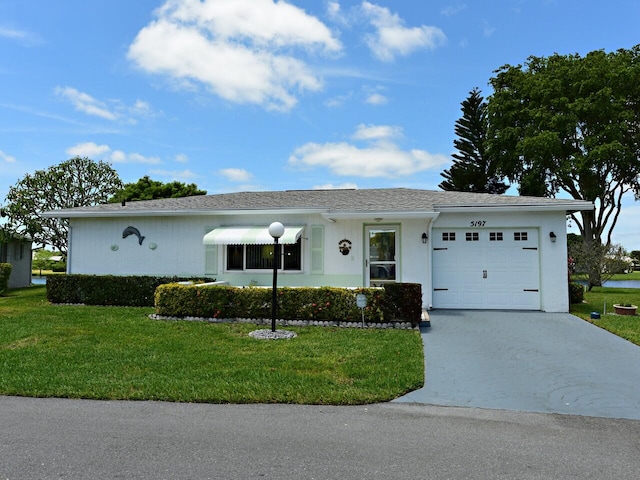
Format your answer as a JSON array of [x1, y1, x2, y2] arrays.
[[0, 263, 12, 295], [569, 282, 585, 304], [47, 274, 208, 307], [51, 262, 67, 273], [155, 283, 423, 326], [383, 283, 422, 322]]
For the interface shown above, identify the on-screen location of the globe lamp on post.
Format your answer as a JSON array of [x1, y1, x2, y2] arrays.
[[268, 222, 285, 332]]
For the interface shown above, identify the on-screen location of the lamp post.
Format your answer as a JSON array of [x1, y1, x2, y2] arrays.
[[268, 222, 285, 332]]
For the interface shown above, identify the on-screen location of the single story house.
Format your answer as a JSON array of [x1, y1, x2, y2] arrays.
[[0, 234, 33, 288], [43, 188, 593, 312]]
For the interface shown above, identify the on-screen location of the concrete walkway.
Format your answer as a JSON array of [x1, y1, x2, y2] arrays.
[[394, 310, 640, 420]]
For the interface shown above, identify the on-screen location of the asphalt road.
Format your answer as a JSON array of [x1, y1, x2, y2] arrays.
[[1, 396, 639, 479]]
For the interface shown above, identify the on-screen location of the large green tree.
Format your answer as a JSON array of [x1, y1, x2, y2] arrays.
[[1, 157, 123, 257], [440, 87, 508, 194], [110, 176, 206, 203], [487, 45, 640, 246]]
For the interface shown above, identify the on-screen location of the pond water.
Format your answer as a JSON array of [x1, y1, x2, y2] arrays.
[[576, 280, 640, 289]]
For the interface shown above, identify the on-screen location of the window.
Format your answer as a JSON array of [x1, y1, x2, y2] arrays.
[[489, 232, 503, 241], [465, 232, 479, 241], [514, 232, 528, 241], [442, 232, 456, 241], [226, 239, 302, 271]]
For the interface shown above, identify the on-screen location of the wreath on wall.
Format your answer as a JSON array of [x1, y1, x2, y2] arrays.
[[338, 239, 352, 256]]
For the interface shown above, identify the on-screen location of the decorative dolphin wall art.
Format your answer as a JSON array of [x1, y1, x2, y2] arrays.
[[122, 226, 145, 245]]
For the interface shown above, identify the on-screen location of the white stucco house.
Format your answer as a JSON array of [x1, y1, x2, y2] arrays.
[[43, 188, 593, 312]]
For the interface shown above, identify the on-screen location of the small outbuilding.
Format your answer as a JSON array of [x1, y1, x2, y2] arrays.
[[43, 188, 593, 312], [0, 234, 33, 288]]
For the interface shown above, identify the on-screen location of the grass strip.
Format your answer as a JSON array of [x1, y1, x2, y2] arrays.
[[570, 286, 640, 346]]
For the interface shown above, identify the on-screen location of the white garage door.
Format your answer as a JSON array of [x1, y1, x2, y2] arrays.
[[432, 228, 540, 310]]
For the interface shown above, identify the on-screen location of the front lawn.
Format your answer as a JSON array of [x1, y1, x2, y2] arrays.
[[0, 286, 424, 404], [570, 286, 640, 346]]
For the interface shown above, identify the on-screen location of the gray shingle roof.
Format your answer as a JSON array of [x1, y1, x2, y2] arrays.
[[43, 188, 593, 218]]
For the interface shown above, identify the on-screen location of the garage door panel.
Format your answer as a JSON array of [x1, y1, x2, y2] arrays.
[[432, 228, 540, 310], [461, 291, 484, 308]]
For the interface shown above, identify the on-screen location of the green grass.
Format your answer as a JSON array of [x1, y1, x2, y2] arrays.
[[0, 286, 424, 404], [570, 286, 640, 346], [609, 271, 640, 281]]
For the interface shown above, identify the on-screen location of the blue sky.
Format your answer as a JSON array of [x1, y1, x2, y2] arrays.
[[1, 0, 639, 249]]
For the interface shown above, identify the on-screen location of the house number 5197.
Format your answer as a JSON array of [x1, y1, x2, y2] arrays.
[[470, 221, 486, 227]]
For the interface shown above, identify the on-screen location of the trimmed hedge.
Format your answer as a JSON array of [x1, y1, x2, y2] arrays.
[[154, 283, 423, 326], [0, 263, 12, 295], [46, 274, 208, 307], [569, 282, 585, 304]]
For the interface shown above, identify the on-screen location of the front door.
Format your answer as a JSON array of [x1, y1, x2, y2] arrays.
[[365, 226, 398, 286]]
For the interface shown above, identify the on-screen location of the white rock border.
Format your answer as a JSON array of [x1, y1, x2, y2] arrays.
[[248, 329, 297, 340], [148, 313, 420, 329]]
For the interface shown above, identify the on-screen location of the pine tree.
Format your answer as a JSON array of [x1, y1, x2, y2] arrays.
[[439, 88, 508, 194]]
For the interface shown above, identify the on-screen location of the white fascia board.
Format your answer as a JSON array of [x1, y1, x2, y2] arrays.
[[42, 207, 327, 219], [321, 211, 440, 222], [434, 202, 594, 213]]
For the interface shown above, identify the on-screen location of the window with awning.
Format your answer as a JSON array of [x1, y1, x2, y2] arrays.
[[203, 226, 304, 271], [203, 226, 304, 245]]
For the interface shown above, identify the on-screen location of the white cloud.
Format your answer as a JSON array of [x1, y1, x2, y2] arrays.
[[128, 152, 162, 164], [352, 124, 402, 141], [482, 20, 496, 37], [365, 92, 388, 105], [110, 150, 127, 163], [324, 91, 353, 108], [66, 142, 161, 164], [441, 4, 467, 17], [148, 169, 199, 181], [175, 153, 189, 163], [326, 1, 349, 26], [361, 1, 446, 62], [0, 26, 42, 46], [55, 87, 156, 123], [289, 124, 449, 178], [313, 182, 358, 190], [129, 100, 154, 118], [66, 142, 111, 158], [55, 86, 118, 121], [128, 0, 342, 111], [218, 168, 253, 182], [0, 150, 16, 163]]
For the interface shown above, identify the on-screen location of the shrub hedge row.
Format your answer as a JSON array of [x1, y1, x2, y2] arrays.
[[154, 282, 423, 326], [46, 274, 208, 307], [0, 263, 12, 295]]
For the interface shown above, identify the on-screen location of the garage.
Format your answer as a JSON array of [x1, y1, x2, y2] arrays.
[[432, 228, 541, 310]]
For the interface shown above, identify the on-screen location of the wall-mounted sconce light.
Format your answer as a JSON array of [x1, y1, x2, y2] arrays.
[[549, 232, 557, 243], [421, 232, 428, 244]]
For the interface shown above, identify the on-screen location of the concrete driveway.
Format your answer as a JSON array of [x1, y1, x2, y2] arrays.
[[394, 310, 640, 420]]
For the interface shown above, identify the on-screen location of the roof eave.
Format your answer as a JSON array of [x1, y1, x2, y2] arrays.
[[41, 207, 328, 219]]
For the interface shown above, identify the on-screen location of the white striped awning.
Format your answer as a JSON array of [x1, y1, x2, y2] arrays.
[[203, 226, 304, 245]]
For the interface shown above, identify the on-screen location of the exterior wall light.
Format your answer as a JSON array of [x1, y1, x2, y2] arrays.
[[549, 232, 557, 243], [421, 232, 428, 244], [268, 222, 285, 332]]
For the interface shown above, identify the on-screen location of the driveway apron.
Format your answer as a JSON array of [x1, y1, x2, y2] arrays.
[[394, 310, 640, 420]]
